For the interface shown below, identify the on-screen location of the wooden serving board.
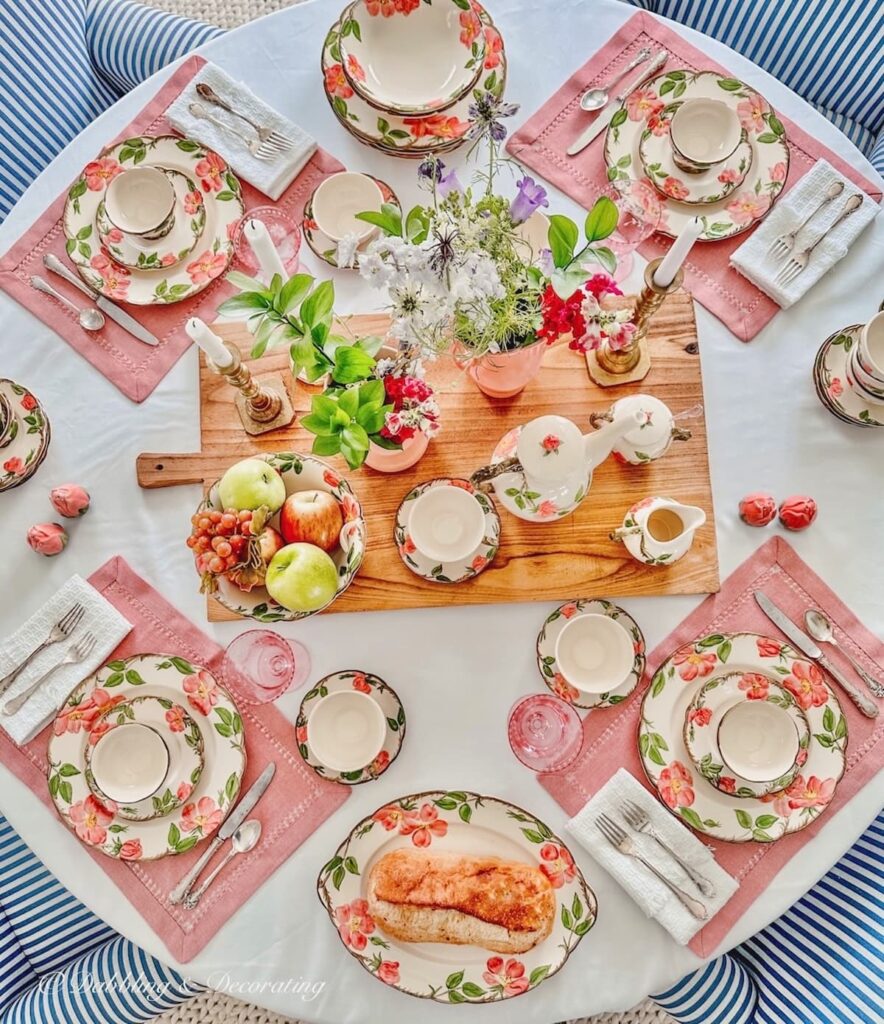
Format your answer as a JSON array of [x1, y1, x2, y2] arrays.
[[137, 292, 718, 621]]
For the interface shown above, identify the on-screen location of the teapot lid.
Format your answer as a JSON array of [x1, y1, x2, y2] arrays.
[[517, 415, 585, 481], [617, 395, 672, 447]]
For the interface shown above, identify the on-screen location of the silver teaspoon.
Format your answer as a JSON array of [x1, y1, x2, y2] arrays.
[[188, 102, 270, 159], [580, 47, 652, 111], [804, 609, 884, 698], [183, 820, 262, 909], [30, 277, 105, 331]]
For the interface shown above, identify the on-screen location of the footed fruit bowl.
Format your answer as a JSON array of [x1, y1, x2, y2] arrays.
[[192, 453, 366, 622]]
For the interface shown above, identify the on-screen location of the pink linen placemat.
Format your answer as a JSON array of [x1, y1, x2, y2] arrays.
[[0, 56, 344, 403], [507, 11, 883, 341], [0, 556, 349, 962], [541, 536, 883, 957]]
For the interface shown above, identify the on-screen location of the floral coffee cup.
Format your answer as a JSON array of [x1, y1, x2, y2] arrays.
[[104, 167, 177, 241], [670, 98, 743, 174]]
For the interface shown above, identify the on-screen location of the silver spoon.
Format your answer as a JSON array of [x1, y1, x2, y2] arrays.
[[188, 102, 273, 160], [580, 47, 652, 111], [183, 820, 262, 909], [804, 609, 884, 698], [30, 277, 105, 331]]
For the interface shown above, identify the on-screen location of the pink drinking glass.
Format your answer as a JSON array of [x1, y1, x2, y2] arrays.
[[607, 180, 663, 283], [233, 205, 302, 276], [507, 693, 583, 773], [222, 629, 311, 706]]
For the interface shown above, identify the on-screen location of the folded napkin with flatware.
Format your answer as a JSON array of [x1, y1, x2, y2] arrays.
[[0, 575, 131, 745], [730, 160, 878, 308], [567, 769, 737, 944], [168, 62, 317, 200]]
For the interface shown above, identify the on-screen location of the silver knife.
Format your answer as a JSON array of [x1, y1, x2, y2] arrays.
[[169, 762, 277, 905], [754, 591, 879, 719], [43, 254, 159, 347], [567, 49, 669, 156]]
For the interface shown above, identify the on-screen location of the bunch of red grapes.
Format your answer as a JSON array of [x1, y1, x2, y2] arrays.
[[187, 508, 254, 577]]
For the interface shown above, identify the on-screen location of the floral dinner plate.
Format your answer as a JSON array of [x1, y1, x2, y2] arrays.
[[317, 790, 596, 1002], [47, 654, 246, 861], [303, 175, 400, 268], [639, 633, 846, 843], [63, 135, 244, 305], [0, 379, 51, 493], [813, 324, 884, 428], [605, 69, 789, 241]]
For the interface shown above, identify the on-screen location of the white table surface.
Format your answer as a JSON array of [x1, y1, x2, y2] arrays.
[[1, 0, 882, 1019]]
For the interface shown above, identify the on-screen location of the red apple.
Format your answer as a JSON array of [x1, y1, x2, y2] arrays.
[[226, 526, 284, 591], [279, 490, 343, 552]]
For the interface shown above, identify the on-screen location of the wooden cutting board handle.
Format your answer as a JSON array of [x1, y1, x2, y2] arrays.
[[137, 453, 208, 489]]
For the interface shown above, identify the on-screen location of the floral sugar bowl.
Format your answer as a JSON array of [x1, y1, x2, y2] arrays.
[[589, 395, 691, 465], [611, 496, 706, 565]]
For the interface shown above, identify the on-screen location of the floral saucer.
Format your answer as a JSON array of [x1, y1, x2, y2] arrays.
[[638, 102, 753, 205], [606, 69, 789, 241], [639, 633, 846, 843], [813, 324, 884, 428], [63, 135, 244, 305], [95, 168, 207, 271], [296, 671, 405, 785], [536, 599, 645, 710], [47, 654, 246, 861], [683, 671, 810, 799], [394, 478, 500, 583], [0, 379, 51, 493], [84, 694, 206, 822], [303, 175, 400, 268]]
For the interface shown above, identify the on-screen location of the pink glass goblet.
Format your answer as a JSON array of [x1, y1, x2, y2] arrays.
[[507, 693, 583, 773], [233, 205, 302, 276], [222, 629, 310, 706], [607, 180, 663, 282]]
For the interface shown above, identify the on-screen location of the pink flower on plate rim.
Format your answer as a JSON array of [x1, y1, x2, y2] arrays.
[[551, 672, 580, 703], [83, 157, 123, 192], [738, 672, 771, 700], [483, 25, 503, 70], [399, 803, 447, 848], [351, 673, 371, 693], [483, 956, 530, 996], [828, 377, 844, 398], [165, 704, 187, 732], [176, 781, 193, 802], [718, 168, 741, 184], [119, 839, 143, 861], [625, 88, 663, 122], [335, 898, 375, 951], [657, 760, 695, 809], [183, 189, 203, 215], [536, 499, 558, 518], [661, 177, 690, 201], [784, 774, 836, 810], [375, 959, 400, 985], [372, 804, 408, 831], [737, 94, 769, 133], [194, 150, 226, 193], [539, 842, 576, 888], [186, 250, 228, 285], [324, 63, 353, 100], [182, 669, 219, 716], [756, 637, 784, 659], [69, 794, 114, 846], [718, 776, 737, 794], [673, 647, 717, 682], [180, 795, 223, 835], [687, 706, 712, 727], [769, 161, 788, 182], [345, 54, 365, 82], [646, 110, 670, 136], [724, 192, 771, 225], [783, 661, 829, 709]]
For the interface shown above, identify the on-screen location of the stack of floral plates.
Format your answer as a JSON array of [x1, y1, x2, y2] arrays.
[[605, 70, 790, 241], [62, 135, 244, 304], [638, 632, 846, 844], [0, 379, 50, 493], [322, 0, 507, 157], [47, 654, 246, 861]]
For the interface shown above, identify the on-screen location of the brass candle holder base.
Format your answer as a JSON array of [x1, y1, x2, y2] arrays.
[[210, 341, 295, 436]]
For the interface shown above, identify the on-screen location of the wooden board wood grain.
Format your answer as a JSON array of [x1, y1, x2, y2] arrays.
[[136, 291, 718, 621]]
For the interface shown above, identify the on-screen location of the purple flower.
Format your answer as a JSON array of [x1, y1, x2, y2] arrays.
[[417, 157, 444, 184], [466, 92, 519, 143], [438, 167, 462, 196], [509, 175, 549, 225]]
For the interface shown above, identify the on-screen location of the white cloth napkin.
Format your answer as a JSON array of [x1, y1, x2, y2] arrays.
[[730, 158, 878, 308], [566, 769, 737, 945], [0, 576, 132, 745], [167, 62, 317, 200]]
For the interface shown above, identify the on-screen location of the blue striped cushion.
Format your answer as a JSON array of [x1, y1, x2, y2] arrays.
[[871, 129, 884, 176], [0, 905, 35, 1016], [652, 953, 757, 1024]]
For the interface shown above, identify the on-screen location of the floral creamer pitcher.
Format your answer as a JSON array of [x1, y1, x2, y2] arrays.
[[589, 394, 691, 465], [470, 410, 644, 522], [611, 496, 706, 565]]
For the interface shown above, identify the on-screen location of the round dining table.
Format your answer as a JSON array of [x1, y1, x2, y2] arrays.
[[1, 0, 882, 1020]]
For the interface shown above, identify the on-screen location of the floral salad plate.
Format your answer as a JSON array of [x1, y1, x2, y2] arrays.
[[317, 790, 596, 1002], [303, 175, 400, 268], [296, 670, 405, 785], [536, 599, 646, 710], [639, 633, 846, 843], [605, 70, 790, 241], [395, 478, 500, 584], [47, 654, 246, 861], [813, 324, 884, 429], [63, 135, 244, 304], [683, 671, 810, 799], [0, 379, 51, 494]]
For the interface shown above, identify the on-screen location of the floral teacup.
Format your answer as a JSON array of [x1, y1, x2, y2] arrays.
[[104, 166, 176, 240], [670, 98, 742, 174]]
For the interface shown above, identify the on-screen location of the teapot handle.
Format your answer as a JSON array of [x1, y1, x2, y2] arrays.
[[469, 457, 523, 493], [671, 426, 692, 442]]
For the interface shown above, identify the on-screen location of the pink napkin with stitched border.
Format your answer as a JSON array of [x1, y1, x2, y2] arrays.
[[540, 536, 884, 957], [0, 56, 344, 403], [506, 11, 883, 341], [0, 556, 349, 963]]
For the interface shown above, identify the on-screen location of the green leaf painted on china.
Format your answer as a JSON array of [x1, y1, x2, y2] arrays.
[[717, 78, 744, 91], [735, 809, 753, 830], [446, 971, 465, 990], [678, 807, 704, 831], [610, 107, 628, 128], [461, 982, 485, 998]]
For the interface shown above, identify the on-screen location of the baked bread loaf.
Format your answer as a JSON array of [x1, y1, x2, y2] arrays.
[[366, 848, 555, 953]]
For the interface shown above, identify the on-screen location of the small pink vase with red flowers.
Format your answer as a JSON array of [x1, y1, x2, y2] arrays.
[[363, 346, 436, 473]]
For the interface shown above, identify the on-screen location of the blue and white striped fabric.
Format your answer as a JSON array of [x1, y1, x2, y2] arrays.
[[621, 0, 884, 175], [652, 953, 757, 1024], [0, 814, 202, 1022]]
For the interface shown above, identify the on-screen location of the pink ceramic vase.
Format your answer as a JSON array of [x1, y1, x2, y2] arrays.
[[363, 431, 429, 473], [464, 340, 547, 398]]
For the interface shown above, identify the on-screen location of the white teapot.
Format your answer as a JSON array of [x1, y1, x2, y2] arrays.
[[471, 410, 644, 523], [589, 395, 691, 466], [610, 496, 706, 565]]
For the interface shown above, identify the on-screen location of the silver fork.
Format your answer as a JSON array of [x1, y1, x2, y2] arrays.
[[195, 83, 293, 152], [0, 603, 85, 698], [775, 193, 863, 286], [596, 814, 708, 920], [188, 103, 279, 161], [622, 799, 715, 897], [3, 632, 97, 716], [767, 180, 844, 260]]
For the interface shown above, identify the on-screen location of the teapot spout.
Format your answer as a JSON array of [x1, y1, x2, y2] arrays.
[[667, 502, 706, 535], [584, 409, 646, 471]]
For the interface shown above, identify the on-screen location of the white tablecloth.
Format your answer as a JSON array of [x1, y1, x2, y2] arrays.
[[1, 0, 882, 1020]]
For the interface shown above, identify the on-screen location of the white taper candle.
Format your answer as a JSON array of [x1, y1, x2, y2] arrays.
[[186, 317, 234, 369], [653, 216, 703, 288], [244, 217, 286, 284]]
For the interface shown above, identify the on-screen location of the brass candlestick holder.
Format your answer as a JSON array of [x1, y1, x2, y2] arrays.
[[209, 340, 295, 436], [587, 257, 684, 387]]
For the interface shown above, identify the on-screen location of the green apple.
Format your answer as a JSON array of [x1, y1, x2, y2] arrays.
[[218, 458, 286, 513], [265, 543, 338, 613]]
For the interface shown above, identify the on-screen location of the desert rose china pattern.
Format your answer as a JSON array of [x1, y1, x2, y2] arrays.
[[536, 599, 646, 710], [813, 325, 884, 428], [639, 633, 846, 843], [296, 671, 405, 784], [47, 654, 246, 861], [0, 379, 51, 493], [317, 791, 596, 1002], [303, 176, 400, 267], [63, 135, 244, 304], [605, 70, 789, 241]]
